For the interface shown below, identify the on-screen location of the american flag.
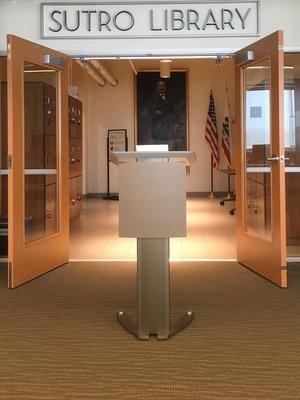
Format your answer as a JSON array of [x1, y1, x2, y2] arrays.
[[205, 89, 219, 168], [221, 88, 232, 167]]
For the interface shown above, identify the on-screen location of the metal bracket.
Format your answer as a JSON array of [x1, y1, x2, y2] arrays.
[[7, 154, 12, 169], [235, 50, 254, 66], [42, 54, 66, 69]]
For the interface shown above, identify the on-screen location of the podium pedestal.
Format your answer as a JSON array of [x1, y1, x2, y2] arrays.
[[117, 238, 194, 340], [112, 151, 196, 340]]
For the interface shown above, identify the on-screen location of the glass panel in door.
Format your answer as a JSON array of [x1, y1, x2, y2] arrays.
[[244, 60, 271, 240], [23, 62, 58, 243]]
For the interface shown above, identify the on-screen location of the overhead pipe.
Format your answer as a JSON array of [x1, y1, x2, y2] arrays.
[[75, 59, 106, 87], [89, 59, 118, 86]]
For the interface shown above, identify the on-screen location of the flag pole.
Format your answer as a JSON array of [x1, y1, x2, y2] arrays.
[[208, 154, 215, 198], [208, 83, 215, 199], [224, 82, 234, 200], [225, 82, 230, 200]]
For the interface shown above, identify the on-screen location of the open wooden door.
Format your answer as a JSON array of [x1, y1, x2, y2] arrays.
[[235, 31, 287, 287], [7, 35, 69, 288]]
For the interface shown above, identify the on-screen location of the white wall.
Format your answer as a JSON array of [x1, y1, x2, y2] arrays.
[[0, 0, 300, 55], [71, 58, 235, 194]]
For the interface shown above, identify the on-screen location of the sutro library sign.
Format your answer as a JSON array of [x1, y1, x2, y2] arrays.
[[41, 1, 260, 39]]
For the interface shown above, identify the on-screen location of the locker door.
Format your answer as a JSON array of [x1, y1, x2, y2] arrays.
[[7, 35, 69, 288]]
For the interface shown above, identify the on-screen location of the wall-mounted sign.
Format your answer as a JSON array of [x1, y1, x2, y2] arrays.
[[41, 1, 260, 39]]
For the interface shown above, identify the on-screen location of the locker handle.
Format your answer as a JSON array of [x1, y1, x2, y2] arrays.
[[71, 158, 76, 164], [47, 213, 53, 219], [71, 199, 76, 206]]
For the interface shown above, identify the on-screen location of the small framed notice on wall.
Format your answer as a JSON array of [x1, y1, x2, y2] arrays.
[[108, 129, 128, 160], [104, 129, 128, 200]]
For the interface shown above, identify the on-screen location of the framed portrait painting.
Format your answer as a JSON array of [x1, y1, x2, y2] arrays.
[[136, 71, 188, 151]]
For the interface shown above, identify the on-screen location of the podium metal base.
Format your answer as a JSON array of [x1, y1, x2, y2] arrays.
[[117, 310, 194, 340], [103, 194, 119, 201]]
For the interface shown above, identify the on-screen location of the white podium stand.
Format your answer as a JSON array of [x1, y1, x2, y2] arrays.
[[111, 151, 196, 340]]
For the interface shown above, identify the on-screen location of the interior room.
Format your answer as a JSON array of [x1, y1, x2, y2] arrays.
[[68, 57, 237, 262], [68, 54, 300, 263]]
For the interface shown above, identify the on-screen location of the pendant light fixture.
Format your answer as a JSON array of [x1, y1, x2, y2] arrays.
[[160, 59, 172, 78]]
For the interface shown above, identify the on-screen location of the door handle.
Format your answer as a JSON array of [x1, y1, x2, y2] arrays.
[[266, 155, 290, 164]]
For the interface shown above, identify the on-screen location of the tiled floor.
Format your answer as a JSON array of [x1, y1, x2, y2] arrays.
[[70, 197, 237, 261]]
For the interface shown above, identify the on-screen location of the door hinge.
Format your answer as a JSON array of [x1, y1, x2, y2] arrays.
[[7, 43, 11, 60], [8, 262, 12, 288], [7, 154, 12, 169]]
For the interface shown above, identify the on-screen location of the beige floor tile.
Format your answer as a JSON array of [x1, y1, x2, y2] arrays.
[[70, 197, 237, 260]]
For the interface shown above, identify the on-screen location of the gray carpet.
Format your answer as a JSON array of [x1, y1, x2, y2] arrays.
[[0, 261, 299, 400]]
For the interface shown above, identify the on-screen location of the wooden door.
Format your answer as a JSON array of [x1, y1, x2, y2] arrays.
[[235, 31, 287, 287], [7, 35, 69, 288]]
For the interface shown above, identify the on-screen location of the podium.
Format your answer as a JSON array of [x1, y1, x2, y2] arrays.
[[111, 151, 196, 340]]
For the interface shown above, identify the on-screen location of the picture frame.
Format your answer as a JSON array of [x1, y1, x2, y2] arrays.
[[135, 71, 189, 151]]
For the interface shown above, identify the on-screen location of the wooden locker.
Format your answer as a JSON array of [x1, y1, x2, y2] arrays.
[[24, 175, 45, 243], [286, 173, 300, 246], [75, 138, 82, 176], [68, 95, 83, 220], [45, 134, 56, 185], [69, 176, 78, 219], [43, 84, 56, 136], [76, 175, 83, 214], [69, 137, 77, 178], [45, 183, 57, 236], [69, 96, 77, 138], [75, 99, 82, 139]]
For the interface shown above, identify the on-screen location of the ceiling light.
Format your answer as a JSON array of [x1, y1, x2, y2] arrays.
[[160, 59, 172, 78]]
